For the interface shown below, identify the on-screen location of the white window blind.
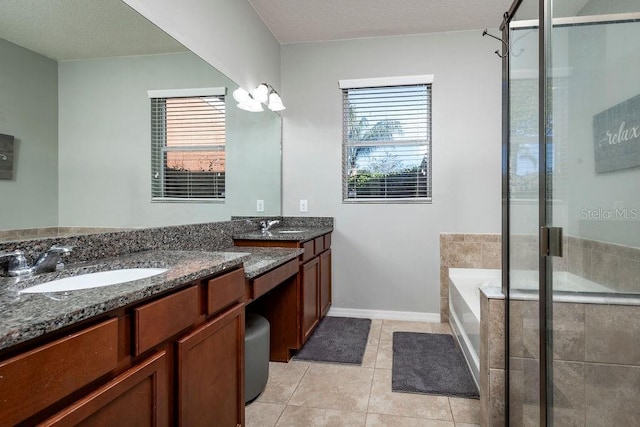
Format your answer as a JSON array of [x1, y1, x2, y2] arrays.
[[150, 93, 226, 201], [341, 80, 432, 202]]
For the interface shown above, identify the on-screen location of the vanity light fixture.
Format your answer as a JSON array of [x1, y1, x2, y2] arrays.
[[232, 83, 286, 112]]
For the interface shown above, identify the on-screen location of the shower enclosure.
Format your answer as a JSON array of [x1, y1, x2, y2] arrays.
[[503, 0, 640, 425]]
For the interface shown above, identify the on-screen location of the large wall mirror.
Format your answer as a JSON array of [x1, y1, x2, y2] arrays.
[[0, 0, 282, 238]]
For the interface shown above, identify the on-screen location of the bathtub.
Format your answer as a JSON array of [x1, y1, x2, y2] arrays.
[[448, 268, 501, 387], [448, 267, 622, 388]]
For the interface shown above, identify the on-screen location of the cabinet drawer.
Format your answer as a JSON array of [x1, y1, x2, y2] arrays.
[[40, 350, 169, 427], [301, 240, 315, 263], [134, 286, 199, 356], [314, 237, 324, 255], [324, 233, 332, 249], [0, 318, 118, 426], [207, 268, 245, 315], [252, 259, 298, 300]]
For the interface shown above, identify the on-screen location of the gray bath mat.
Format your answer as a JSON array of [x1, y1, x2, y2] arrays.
[[392, 332, 479, 399], [294, 316, 371, 364]]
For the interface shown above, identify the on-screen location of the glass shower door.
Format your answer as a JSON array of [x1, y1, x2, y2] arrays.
[[507, 0, 542, 424], [547, 3, 640, 425]]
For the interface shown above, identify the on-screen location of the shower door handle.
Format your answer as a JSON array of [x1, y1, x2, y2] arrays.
[[540, 226, 563, 257]]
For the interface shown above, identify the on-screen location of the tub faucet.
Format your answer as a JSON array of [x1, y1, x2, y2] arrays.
[[260, 220, 280, 233]]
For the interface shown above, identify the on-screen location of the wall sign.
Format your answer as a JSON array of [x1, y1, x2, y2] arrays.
[[0, 133, 15, 180], [593, 93, 640, 173]]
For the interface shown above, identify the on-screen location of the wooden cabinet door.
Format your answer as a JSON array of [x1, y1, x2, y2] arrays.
[[319, 249, 332, 318], [300, 257, 320, 343], [176, 303, 244, 427], [40, 351, 169, 427]]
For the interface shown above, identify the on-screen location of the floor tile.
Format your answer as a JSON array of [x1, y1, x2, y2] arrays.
[[374, 338, 393, 369], [454, 423, 480, 427], [257, 361, 310, 405], [431, 322, 453, 335], [366, 413, 455, 426], [362, 319, 383, 368], [288, 363, 374, 412], [245, 402, 285, 427], [368, 369, 453, 421], [449, 397, 481, 424], [276, 405, 367, 427], [380, 320, 433, 342]]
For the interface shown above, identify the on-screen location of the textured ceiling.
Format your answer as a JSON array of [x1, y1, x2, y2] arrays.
[[0, 0, 186, 61], [249, 0, 513, 43]]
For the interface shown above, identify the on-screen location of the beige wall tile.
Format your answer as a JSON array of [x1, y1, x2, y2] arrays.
[[245, 402, 285, 427], [586, 304, 640, 365], [276, 406, 366, 427], [481, 243, 502, 269], [368, 369, 453, 421], [288, 364, 374, 412], [552, 303, 585, 362], [552, 361, 585, 427], [448, 242, 482, 268], [488, 299, 505, 369], [585, 363, 640, 426], [489, 369, 505, 426], [588, 250, 620, 289], [618, 257, 640, 292]]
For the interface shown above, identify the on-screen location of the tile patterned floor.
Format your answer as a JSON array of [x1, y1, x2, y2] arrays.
[[245, 319, 480, 427]]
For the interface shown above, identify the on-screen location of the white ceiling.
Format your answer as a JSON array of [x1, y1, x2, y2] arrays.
[[248, 0, 513, 44], [0, 0, 186, 61]]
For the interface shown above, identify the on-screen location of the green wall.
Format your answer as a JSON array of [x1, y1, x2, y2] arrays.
[[0, 38, 58, 230]]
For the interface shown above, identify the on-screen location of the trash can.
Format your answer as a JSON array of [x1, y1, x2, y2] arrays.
[[245, 313, 270, 403]]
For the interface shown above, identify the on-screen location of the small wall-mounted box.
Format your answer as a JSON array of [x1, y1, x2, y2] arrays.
[[0, 133, 15, 180]]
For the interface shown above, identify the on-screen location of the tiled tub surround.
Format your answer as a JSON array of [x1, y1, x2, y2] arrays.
[[509, 299, 640, 426], [440, 233, 501, 322], [0, 250, 250, 351], [479, 288, 505, 427]]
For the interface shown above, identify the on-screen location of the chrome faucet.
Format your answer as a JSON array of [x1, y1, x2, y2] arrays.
[[32, 245, 73, 275], [0, 250, 31, 277], [260, 220, 280, 233], [0, 245, 73, 277]]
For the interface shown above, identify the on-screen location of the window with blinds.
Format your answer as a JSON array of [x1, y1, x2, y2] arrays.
[[150, 90, 226, 201], [340, 77, 432, 202]]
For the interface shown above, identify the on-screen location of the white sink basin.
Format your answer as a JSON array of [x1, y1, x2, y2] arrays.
[[275, 230, 304, 234], [19, 268, 169, 294]]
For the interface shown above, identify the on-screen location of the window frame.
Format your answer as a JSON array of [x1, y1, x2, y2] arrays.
[[148, 87, 226, 203], [339, 75, 434, 204]]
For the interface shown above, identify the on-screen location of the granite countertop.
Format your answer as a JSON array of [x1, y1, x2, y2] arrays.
[[0, 250, 250, 351], [224, 246, 304, 279], [233, 226, 333, 242]]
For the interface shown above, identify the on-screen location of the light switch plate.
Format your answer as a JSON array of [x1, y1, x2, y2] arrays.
[[256, 200, 264, 212], [299, 199, 308, 213]]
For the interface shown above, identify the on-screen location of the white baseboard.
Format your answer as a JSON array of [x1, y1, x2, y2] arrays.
[[327, 307, 441, 323]]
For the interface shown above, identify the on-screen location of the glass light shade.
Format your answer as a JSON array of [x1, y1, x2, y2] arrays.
[[253, 84, 269, 104], [268, 93, 286, 111], [237, 98, 264, 112], [232, 87, 250, 103]]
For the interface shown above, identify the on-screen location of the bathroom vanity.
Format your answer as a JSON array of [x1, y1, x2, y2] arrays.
[[0, 251, 249, 426], [234, 227, 333, 359]]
